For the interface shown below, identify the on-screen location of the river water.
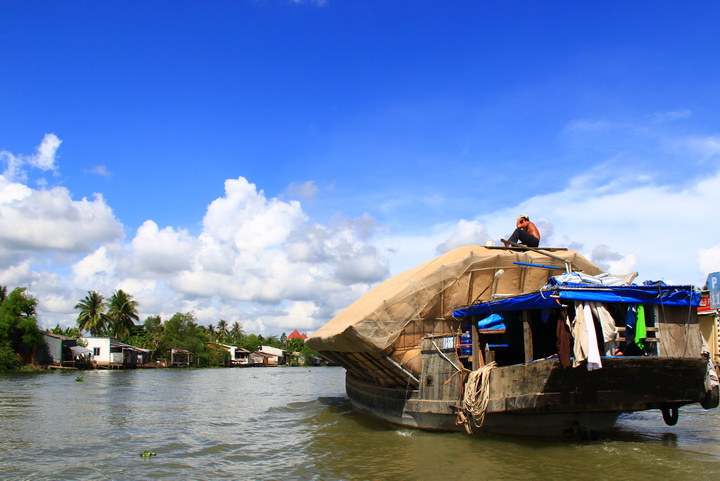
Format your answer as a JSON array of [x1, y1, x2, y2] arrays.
[[1, 366, 719, 480]]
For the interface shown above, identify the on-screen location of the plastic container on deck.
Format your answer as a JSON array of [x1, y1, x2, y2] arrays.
[[459, 331, 472, 356]]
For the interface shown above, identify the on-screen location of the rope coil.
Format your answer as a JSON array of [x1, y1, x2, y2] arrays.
[[456, 361, 496, 434]]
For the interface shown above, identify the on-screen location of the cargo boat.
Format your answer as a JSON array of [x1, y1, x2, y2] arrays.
[[306, 245, 719, 436]]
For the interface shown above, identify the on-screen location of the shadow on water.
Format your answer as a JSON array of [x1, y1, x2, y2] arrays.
[[282, 396, 720, 481]]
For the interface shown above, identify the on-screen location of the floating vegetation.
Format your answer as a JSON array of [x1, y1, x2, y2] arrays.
[[75, 376, 84, 382], [140, 449, 156, 457]]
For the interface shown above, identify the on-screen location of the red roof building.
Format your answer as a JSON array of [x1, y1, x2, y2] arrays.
[[287, 329, 308, 341]]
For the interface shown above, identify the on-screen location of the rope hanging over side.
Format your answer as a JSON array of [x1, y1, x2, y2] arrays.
[[456, 361, 496, 434]]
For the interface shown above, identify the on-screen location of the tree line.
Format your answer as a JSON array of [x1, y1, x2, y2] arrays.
[[0, 285, 318, 370]]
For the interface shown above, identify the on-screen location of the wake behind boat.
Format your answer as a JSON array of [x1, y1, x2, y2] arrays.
[[306, 245, 719, 436]]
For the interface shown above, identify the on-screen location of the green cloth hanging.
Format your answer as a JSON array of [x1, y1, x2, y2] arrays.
[[635, 305, 646, 349]]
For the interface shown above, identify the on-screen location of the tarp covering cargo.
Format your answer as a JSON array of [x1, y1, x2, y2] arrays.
[[306, 245, 604, 354], [454, 284, 699, 317]]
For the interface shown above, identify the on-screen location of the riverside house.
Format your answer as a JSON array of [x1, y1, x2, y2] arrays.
[[220, 344, 253, 366], [36, 331, 92, 368], [82, 337, 151, 369], [250, 345, 287, 366]]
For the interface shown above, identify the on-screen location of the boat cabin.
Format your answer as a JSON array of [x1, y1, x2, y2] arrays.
[[453, 276, 704, 372]]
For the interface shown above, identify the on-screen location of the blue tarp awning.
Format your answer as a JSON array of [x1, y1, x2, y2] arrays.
[[453, 284, 699, 318]]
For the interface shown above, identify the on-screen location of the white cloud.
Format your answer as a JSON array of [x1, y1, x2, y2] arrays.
[[381, 131, 720, 287], [0, 176, 123, 252], [684, 135, 720, 161], [37, 173, 388, 332], [72, 246, 119, 290], [1, 133, 61, 181], [130, 221, 196, 276], [6, 129, 720, 335], [88, 165, 111, 177], [31, 133, 62, 171], [699, 244, 720, 281], [203, 177, 307, 251], [436, 220, 491, 254], [284, 180, 318, 202]]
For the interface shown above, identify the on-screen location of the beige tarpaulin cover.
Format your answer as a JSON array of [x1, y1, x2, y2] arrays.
[[307, 245, 603, 354]]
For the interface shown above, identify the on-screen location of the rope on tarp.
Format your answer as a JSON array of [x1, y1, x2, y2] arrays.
[[456, 361, 496, 434]]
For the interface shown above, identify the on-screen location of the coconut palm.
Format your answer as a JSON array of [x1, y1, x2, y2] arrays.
[[75, 291, 108, 336], [216, 319, 229, 342], [107, 290, 140, 339], [229, 321, 244, 343], [204, 323, 216, 342]]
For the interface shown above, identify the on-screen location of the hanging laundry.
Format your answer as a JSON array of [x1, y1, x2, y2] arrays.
[[635, 305, 646, 350], [572, 303, 589, 368], [625, 305, 637, 343], [590, 302, 618, 356], [556, 310, 572, 368], [583, 302, 602, 371]]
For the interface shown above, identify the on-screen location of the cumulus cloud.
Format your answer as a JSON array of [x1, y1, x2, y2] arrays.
[[38, 173, 388, 332], [436, 220, 490, 253], [0, 177, 124, 252], [7, 127, 720, 335], [130, 221, 196, 276], [1, 133, 61, 181]]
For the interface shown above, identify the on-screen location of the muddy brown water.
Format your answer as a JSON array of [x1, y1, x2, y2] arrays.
[[2, 367, 719, 480]]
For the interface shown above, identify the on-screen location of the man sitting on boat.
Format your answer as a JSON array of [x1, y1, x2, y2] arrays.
[[502, 214, 541, 247]]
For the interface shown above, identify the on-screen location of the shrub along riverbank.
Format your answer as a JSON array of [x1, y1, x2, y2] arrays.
[[0, 285, 319, 370]]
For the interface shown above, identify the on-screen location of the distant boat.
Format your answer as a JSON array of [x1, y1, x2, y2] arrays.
[[306, 245, 719, 436]]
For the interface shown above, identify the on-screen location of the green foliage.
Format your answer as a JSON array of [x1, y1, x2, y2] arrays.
[[0, 288, 43, 365], [286, 338, 305, 354], [0, 341, 19, 370], [11, 282, 319, 370], [159, 312, 205, 354], [196, 343, 231, 367], [156, 312, 236, 367], [49, 324, 81, 338], [240, 333, 263, 352]]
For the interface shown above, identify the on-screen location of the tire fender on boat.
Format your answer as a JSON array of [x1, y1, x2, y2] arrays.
[[701, 385, 719, 409], [661, 407, 679, 426]]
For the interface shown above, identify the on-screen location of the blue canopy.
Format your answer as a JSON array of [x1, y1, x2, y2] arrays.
[[453, 284, 699, 318]]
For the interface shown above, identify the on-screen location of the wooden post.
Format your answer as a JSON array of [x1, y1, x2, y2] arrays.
[[471, 323, 484, 369], [523, 311, 533, 363]]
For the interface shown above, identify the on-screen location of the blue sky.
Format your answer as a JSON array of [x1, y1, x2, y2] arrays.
[[2, 1, 720, 334]]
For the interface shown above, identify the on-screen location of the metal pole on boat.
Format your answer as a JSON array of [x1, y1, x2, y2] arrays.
[[502, 240, 572, 272], [471, 269, 505, 305]]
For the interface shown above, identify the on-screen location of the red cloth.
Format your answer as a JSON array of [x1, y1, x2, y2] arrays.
[[556, 310, 572, 368]]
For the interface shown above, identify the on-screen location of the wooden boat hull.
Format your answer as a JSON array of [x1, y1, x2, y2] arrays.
[[345, 356, 709, 436]]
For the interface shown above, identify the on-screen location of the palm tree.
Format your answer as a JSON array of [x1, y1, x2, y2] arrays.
[[216, 319, 229, 342], [107, 290, 140, 339], [229, 322, 244, 343], [75, 291, 108, 336], [205, 323, 216, 342]]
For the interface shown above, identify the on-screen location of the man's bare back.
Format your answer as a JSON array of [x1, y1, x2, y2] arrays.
[[501, 214, 541, 247], [517, 217, 540, 241]]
